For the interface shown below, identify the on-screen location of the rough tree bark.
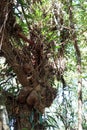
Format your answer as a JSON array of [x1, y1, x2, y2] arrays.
[[0, 1, 57, 130]]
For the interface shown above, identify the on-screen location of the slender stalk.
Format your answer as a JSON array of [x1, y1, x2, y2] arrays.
[[68, 0, 82, 130]]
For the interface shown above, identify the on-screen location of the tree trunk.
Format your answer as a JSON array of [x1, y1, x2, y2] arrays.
[[77, 65, 82, 130], [0, 1, 57, 130], [68, 0, 82, 129], [4, 91, 47, 130], [13, 104, 45, 130]]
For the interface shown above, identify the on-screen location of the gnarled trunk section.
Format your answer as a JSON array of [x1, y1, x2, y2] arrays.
[[0, 1, 57, 130]]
